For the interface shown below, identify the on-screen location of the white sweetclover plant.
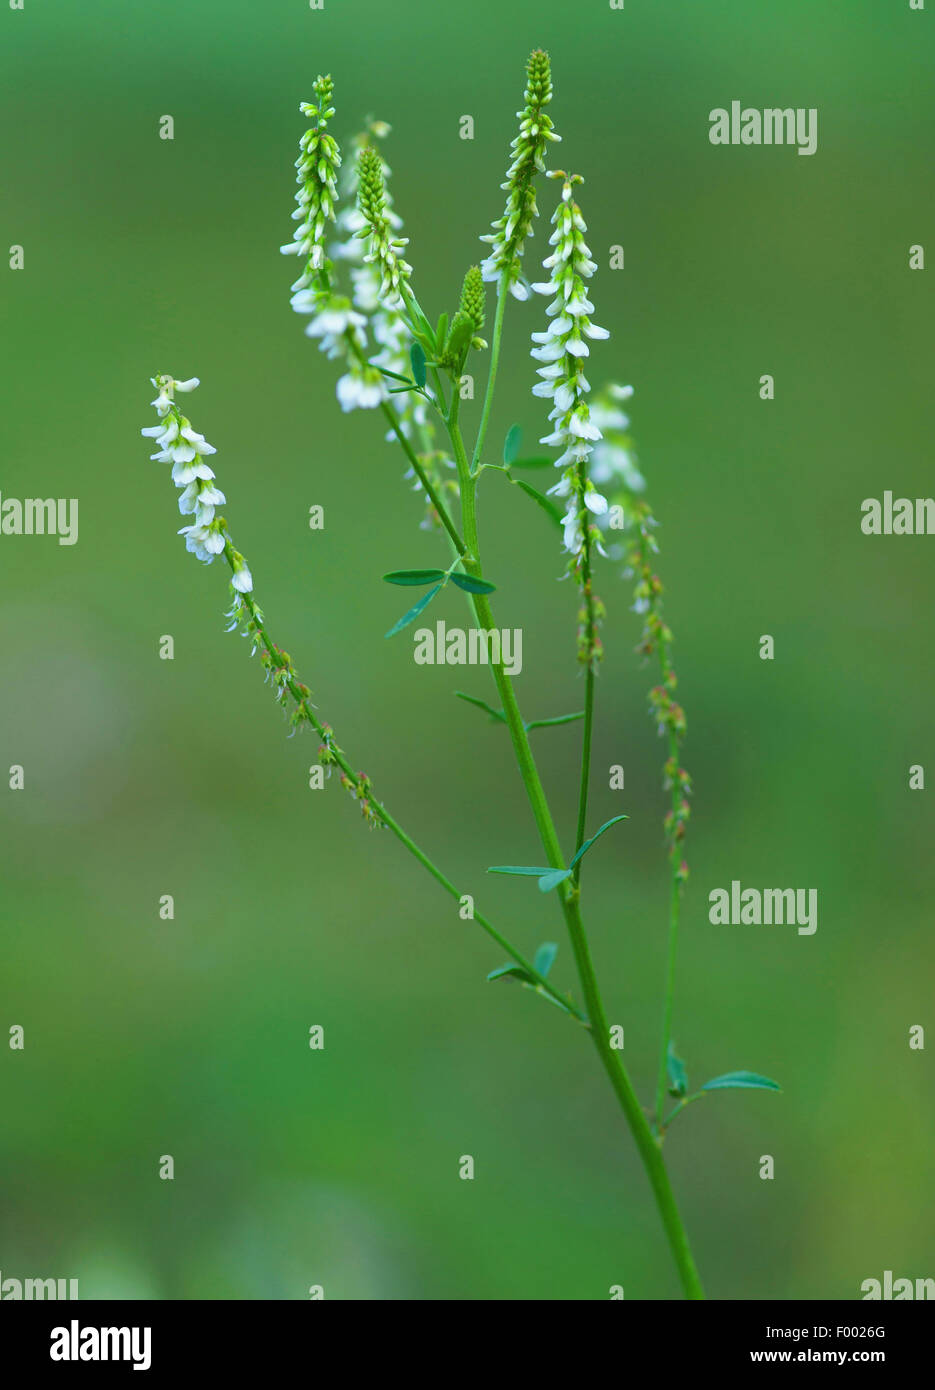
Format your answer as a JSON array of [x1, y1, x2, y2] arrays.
[[140, 50, 781, 1301]]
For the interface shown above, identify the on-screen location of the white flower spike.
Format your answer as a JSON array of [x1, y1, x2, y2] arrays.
[[530, 173, 609, 563], [141, 374, 252, 594]]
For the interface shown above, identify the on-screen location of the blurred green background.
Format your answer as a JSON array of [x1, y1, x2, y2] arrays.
[[2, 0, 933, 1300]]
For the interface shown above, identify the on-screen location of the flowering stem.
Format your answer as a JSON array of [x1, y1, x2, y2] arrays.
[[218, 535, 578, 1019], [469, 270, 509, 474], [573, 489, 597, 872], [656, 723, 683, 1130]]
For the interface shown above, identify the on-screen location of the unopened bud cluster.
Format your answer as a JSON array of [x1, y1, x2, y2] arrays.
[[480, 48, 561, 300], [280, 76, 341, 273], [356, 146, 413, 308], [440, 265, 487, 370]]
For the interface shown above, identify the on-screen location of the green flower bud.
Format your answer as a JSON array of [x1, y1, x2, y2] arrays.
[[458, 265, 485, 332]]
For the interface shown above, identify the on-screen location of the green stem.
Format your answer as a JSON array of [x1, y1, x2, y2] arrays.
[[469, 271, 508, 474], [561, 892, 705, 1300], [445, 414, 704, 1299], [574, 666, 594, 879], [573, 470, 598, 872], [655, 725, 683, 1127]]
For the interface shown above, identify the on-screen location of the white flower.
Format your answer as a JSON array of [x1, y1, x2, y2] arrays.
[[179, 522, 225, 561], [231, 565, 253, 594], [306, 302, 366, 338], [178, 480, 226, 526], [561, 508, 582, 555], [336, 370, 384, 412], [171, 458, 216, 486], [588, 384, 646, 498], [529, 175, 608, 559]]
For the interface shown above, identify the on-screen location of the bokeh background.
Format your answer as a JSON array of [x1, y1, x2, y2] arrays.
[[2, 0, 933, 1300]]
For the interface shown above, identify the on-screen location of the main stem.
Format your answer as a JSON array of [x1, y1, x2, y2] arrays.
[[656, 727, 683, 1127], [573, 470, 597, 867], [447, 359, 704, 1298]]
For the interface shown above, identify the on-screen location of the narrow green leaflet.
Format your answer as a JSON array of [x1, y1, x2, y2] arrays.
[[537, 868, 572, 893], [534, 942, 558, 977], [486, 864, 572, 893], [435, 311, 448, 346], [487, 865, 551, 877], [503, 423, 522, 465], [525, 711, 585, 731], [383, 569, 446, 586], [384, 582, 442, 638], [569, 814, 629, 869], [487, 963, 534, 983], [514, 479, 563, 529], [667, 1041, 688, 1098], [455, 692, 507, 724], [700, 1071, 781, 1093], [410, 305, 437, 354], [409, 342, 427, 388], [450, 573, 496, 594]]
